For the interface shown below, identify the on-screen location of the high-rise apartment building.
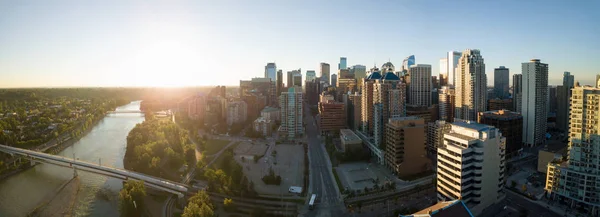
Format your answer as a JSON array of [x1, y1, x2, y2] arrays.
[[478, 110, 523, 158], [512, 74, 523, 113], [385, 116, 431, 178], [287, 69, 301, 87], [306, 70, 316, 82], [347, 92, 362, 131], [439, 86, 455, 122], [445, 51, 462, 86], [427, 120, 451, 157], [278, 87, 303, 140], [556, 71, 575, 132], [402, 55, 416, 72], [336, 78, 357, 99], [373, 73, 403, 147], [545, 84, 600, 216], [455, 49, 487, 121], [320, 62, 331, 84], [439, 58, 448, 86], [521, 59, 548, 147], [339, 57, 347, 70], [265, 63, 277, 82], [409, 64, 432, 107], [437, 121, 506, 216], [226, 101, 248, 126], [293, 72, 302, 87], [494, 66, 509, 99]]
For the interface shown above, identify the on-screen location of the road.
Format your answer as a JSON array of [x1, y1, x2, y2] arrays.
[[304, 102, 344, 217], [504, 190, 562, 217]]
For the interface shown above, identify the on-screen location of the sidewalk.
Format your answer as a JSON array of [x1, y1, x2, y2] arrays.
[[537, 197, 591, 217]]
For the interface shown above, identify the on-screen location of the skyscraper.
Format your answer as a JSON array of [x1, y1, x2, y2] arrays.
[[287, 69, 301, 87], [351, 65, 367, 91], [276, 70, 283, 97], [556, 71, 574, 132], [439, 58, 448, 86], [331, 74, 337, 87], [445, 51, 462, 86], [437, 121, 506, 216], [293, 72, 302, 87], [408, 64, 432, 107], [521, 59, 548, 147], [402, 55, 415, 71], [306, 70, 316, 82], [545, 84, 600, 216], [385, 116, 431, 178], [439, 86, 455, 122], [339, 57, 347, 70], [265, 63, 277, 81], [373, 71, 403, 147], [512, 74, 522, 113], [494, 66, 509, 99], [455, 49, 487, 121], [278, 87, 303, 140], [478, 110, 523, 159], [320, 63, 330, 84]]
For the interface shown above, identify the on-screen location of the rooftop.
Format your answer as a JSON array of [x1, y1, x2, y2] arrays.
[[452, 120, 491, 132], [382, 72, 400, 80], [479, 109, 522, 119], [402, 200, 474, 217]]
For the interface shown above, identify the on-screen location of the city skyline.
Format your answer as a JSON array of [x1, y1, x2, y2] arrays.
[[1, 1, 599, 88]]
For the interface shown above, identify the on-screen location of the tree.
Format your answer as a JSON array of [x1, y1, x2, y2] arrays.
[[118, 180, 146, 217], [223, 198, 235, 211], [182, 202, 214, 217]]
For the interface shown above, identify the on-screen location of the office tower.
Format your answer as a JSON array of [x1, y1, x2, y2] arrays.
[[385, 116, 431, 178], [265, 63, 277, 81], [305, 77, 320, 106], [439, 58, 448, 86], [278, 87, 303, 140], [556, 72, 575, 132], [545, 84, 600, 216], [439, 86, 455, 122], [336, 78, 357, 99], [445, 51, 462, 86], [226, 101, 247, 126], [306, 70, 316, 82], [406, 104, 439, 125], [521, 59, 548, 147], [494, 66, 510, 99], [408, 64, 432, 107], [437, 121, 506, 216], [487, 98, 513, 111], [276, 70, 283, 97], [427, 120, 451, 157], [432, 76, 439, 89], [347, 93, 362, 130], [293, 72, 302, 87], [351, 65, 367, 91], [339, 57, 347, 70], [320, 62, 331, 84], [240, 77, 276, 111], [319, 94, 346, 135], [331, 74, 337, 87], [431, 88, 439, 105], [402, 55, 416, 72], [512, 74, 523, 113], [478, 110, 523, 159], [338, 68, 353, 79], [455, 49, 487, 121]]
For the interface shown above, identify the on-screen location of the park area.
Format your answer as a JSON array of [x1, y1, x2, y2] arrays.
[[232, 142, 305, 196], [203, 139, 232, 155]]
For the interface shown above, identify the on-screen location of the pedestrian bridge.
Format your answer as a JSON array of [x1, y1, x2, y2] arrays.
[[0, 144, 188, 198], [107, 110, 144, 114]]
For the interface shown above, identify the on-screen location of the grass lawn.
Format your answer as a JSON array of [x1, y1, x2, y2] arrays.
[[204, 139, 231, 155]]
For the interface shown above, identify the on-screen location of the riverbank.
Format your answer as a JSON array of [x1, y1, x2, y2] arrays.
[[0, 116, 105, 181], [28, 176, 81, 217]]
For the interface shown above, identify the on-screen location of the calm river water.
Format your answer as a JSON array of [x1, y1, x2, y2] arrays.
[[0, 101, 145, 217]]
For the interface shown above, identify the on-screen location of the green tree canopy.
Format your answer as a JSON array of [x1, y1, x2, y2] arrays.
[[118, 180, 147, 217]]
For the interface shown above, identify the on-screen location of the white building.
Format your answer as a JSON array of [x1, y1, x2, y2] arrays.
[[521, 59, 548, 147], [226, 101, 247, 126], [445, 51, 461, 86], [455, 49, 487, 121], [409, 64, 432, 107], [260, 107, 280, 122], [279, 87, 303, 140], [437, 121, 506, 216]]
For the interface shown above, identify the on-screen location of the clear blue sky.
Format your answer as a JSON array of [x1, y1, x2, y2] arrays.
[[1, 0, 598, 87]]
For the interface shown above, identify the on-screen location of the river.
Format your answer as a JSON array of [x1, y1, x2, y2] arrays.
[[0, 101, 145, 217]]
